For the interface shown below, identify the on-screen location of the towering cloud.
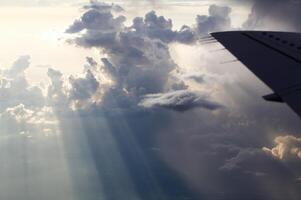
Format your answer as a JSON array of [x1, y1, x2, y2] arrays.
[[64, 2, 233, 113]]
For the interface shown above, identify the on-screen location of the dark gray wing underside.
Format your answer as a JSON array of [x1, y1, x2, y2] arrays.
[[212, 31, 301, 118]]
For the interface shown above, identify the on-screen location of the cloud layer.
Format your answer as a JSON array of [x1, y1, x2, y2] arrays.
[[1, 1, 301, 200]]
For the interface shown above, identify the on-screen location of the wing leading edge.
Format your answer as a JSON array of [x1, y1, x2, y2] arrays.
[[211, 31, 301, 118]]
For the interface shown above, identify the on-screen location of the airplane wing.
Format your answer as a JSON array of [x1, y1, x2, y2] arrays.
[[211, 31, 301, 118]]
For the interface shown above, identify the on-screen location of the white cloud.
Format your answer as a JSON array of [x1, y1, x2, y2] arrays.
[[0, 56, 45, 112], [0, 104, 57, 135], [139, 90, 222, 112], [263, 135, 301, 160]]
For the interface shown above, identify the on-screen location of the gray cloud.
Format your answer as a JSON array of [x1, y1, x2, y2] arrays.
[[63, 6, 301, 195], [243, 0, 301, 31], [83, 1, 124, 12], [66, 9, 126, 34], [65, 2, 234, 113], [66, 5, 180, 111], [47, 68, 67, 106], [196, 4, 232, 35], [69, 70, 99, 101], [67, 3, 232, 47]]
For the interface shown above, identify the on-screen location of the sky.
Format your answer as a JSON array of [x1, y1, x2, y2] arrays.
[[1, 0, 301, 200]]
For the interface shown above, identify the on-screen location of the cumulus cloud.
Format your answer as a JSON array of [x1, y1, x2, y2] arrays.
[[139, 90, 223, 112], [68, 70, 101, 109], [66, 4, 178, 109], [0, 104, 57, 135], [4, 55, 30, 77], [131, 11, 176, 43], [263, 135, 301, 160], [67, 3, 232, 47], [196, 4, 232, 35], [0, 56, 45, 112], [64, 2, 233, 113], [69, 70, 99, 100], [47, 67, 104, 110], [66, 8, 126, 34], [0, 56, 59, 137]]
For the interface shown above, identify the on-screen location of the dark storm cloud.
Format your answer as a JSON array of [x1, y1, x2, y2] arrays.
[[243, 0, 301, 31]]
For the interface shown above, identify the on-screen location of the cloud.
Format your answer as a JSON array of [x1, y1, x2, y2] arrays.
[[82, 1, 124, 12], [66, 4, 180, 109], [243, 0, 301, 31], [0, 56, 58, 136], [4, 55, 30, 77], [66, 9, 126, 34], [69, 70, 100, 101], [67, 3, 232, 47], [263, 135, 301, 160], [196, 4, 232, 35], [139, 90, 223, 112], [47, 68, 68, 106], [0, 104, 57, 136], [221, 148, 278, 172], [131, 11, 176, 43], [68, 70, 101, 109], [64, 2, 234, 113], [50, 3, 301, 200], [0, 56, 45, 112]]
